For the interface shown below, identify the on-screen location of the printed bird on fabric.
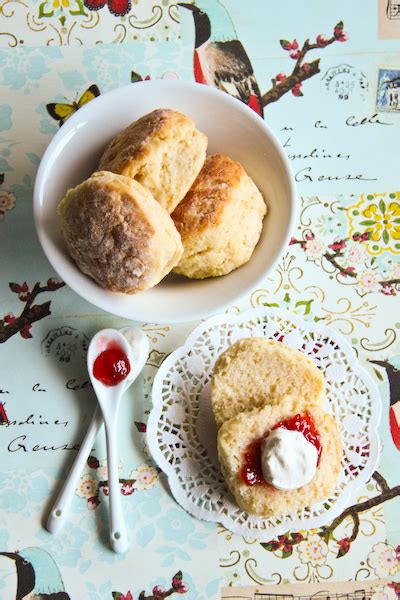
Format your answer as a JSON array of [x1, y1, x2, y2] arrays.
[[178, 1, 264, 118], [0, 548, 70, 600], [0, 401, 9, 424], [370, 356, 400, 451]]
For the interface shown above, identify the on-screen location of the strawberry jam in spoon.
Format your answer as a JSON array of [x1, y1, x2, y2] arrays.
[[93, 343, 131, 386]]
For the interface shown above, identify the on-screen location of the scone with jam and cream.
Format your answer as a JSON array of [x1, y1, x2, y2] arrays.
[[211, 337, 342, 517], [217, 395, 342, 517]]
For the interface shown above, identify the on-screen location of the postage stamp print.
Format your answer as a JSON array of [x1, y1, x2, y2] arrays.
[[378, 0, 400, 39], [376, 67, 400, 112]]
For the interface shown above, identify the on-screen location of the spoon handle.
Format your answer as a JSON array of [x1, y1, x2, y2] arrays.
[[104, 419, 128, 554], [46, 405, 103, 534]]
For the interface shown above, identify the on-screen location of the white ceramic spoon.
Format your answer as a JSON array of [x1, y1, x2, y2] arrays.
[[46, 327, 149, 547], [86, 328, 134, 553]]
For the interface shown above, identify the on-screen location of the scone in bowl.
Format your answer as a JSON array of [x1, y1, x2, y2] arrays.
[[34, 80, 295, 323]]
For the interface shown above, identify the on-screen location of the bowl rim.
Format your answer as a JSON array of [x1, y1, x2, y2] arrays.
[[33, 79, 296, 323]]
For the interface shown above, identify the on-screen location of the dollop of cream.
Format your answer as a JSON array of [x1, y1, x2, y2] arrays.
[[260, 428, 318, 490]]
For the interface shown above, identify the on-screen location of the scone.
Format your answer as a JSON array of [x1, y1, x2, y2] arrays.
[[211, 338, 325, 428], [171, 155, 267, 279], [58, 171, 183, 293], [218, 396, 342, 517], [98, 109, 207, 213]]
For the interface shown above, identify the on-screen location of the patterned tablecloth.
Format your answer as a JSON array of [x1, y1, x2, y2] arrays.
[[0, 1, 399, 599]]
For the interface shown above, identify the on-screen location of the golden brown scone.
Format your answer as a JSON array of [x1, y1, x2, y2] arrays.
[[98, 109, 207, 214], [211, 338, 325, 428], [58, 171, 183, 293], [171, 155, 267, 279], [218, 396, 342, 517]]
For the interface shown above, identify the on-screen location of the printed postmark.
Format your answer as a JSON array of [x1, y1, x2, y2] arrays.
[[376, 68, 400, 112], [41, 326, 88, 363], [321, 64, 368, 101]]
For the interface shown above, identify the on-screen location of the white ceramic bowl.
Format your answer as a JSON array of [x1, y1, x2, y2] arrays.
[[34, 80, 295, 323]]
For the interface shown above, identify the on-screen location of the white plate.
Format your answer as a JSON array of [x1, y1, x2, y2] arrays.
[[34, 80, 295, 323], [148, 307, 381, 540]]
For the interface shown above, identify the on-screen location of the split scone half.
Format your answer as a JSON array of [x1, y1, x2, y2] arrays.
[[211, 338, 325, 428], [217, 396, 342, 517], [98, 109, 207, 214]]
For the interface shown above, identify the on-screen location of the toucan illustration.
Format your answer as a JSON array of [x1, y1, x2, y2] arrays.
[[0, 548, 70, 600], [370, 356, 400, 451], [178, 1, 264, 117]]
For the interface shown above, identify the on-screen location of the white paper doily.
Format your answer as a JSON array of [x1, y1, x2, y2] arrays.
[[147, 307, 381, 540]]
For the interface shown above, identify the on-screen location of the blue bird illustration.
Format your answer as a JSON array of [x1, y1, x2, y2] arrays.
[[370, 355, 400, 451], [0, 547, 70, 600], [178, 1, 264, 117]]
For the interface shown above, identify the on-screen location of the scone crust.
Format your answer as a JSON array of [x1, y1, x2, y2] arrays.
[[172, 154, 244, 236], [211, 338, 325, 428], [171, 154, 267, 279], [99, 109, 188, 171], [98, 109, 207, 213], [217, 397, 342, 517], [58, 171, 183, 293]]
